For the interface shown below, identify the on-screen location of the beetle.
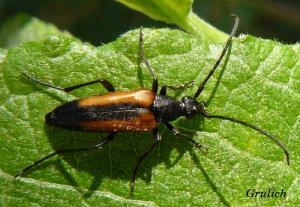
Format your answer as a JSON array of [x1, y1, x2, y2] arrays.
[[16, 15, 289, 194]]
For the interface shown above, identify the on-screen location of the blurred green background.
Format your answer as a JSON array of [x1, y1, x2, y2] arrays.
[[0, 0, 299, 45]]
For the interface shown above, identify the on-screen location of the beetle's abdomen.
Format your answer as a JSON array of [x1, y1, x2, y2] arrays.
[[46, 89, 157, 132]]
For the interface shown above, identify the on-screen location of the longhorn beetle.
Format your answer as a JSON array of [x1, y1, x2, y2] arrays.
[[16, 15, 290, 194]]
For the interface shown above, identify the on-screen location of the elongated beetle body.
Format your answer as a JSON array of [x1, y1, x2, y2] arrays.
[[46, 89, 157, 132], [16, 15, 290, 195]]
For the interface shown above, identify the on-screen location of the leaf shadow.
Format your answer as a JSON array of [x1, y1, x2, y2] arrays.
[[39, 116, 229, 204], [188, 149, 231, 207], [43, 125, 183, 197]]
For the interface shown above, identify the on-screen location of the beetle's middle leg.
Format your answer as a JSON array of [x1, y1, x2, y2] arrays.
[[15, 133, 116, 178], [165, 122, 207, 153], [130, 128, 161, 195], [22, 72, 115, 92]]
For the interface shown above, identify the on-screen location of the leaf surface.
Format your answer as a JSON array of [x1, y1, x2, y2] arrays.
[[0, 19, 299, 207]]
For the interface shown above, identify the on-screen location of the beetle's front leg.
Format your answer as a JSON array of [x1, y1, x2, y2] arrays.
[[160, 80, 194, 95]]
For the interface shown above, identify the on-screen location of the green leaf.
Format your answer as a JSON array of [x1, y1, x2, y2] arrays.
[[0, 21, 300, 206], [0, 14, 72, 48], [116, 0, 227, 42]]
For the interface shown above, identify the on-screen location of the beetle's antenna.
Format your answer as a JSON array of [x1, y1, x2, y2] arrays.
[[194, 15, 239, 99], [139, 27, 158, 93], [201, 111, 290, 165]]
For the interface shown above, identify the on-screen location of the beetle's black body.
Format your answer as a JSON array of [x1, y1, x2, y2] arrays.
[[16, 15, 290, 195], [152, 95, 183, 122]]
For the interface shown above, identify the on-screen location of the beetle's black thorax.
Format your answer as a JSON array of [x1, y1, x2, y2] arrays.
[[151, 95, 184, 123]]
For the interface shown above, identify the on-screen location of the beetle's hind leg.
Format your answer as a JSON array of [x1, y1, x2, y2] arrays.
[[15, 133, 116, 178], [22, 72, 115, 92], [165, 122, 208, 154], [130, 128, 161, 195], [138, 27, 158, 93]]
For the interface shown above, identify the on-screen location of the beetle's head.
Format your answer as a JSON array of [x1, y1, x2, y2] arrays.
[[181, 96, 205, 118]]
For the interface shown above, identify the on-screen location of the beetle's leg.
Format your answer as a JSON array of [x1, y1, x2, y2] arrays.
[[15, 133, 116, 178], [159, 86, 167, 96], [22, 72, 115, 92], [165, 122, 208, 153], [139, 27, 158, 93], [160, 81, 195, 95], [130, 128, 161, 195]]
